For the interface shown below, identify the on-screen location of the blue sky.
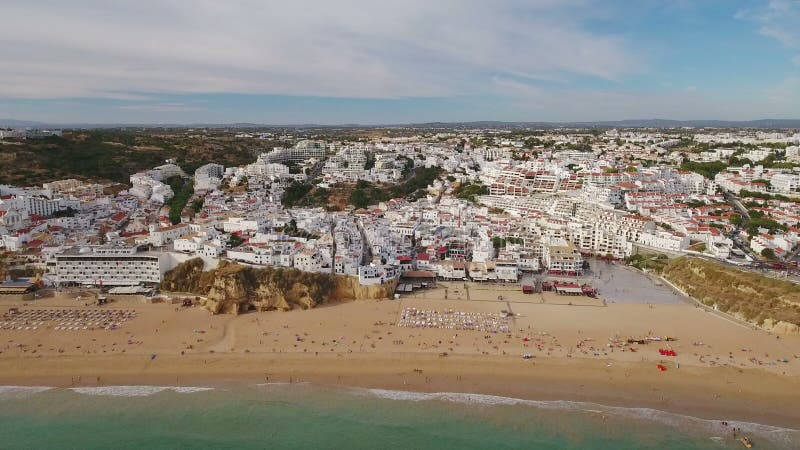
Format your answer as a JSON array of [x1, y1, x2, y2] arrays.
[[1, 0, 799, 124]]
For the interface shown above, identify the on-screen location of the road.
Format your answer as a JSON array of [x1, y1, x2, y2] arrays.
[[720, 188, 760, 261]]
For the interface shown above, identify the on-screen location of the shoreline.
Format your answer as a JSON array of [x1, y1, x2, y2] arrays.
[[2, 352, 799, 430]]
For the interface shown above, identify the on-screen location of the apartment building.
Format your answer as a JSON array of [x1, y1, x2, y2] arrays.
[[637, 230, 690, 252], [53, 245, 165, 286], [194, 163, 225, 191], [770, 173, 800, 194], [542, 244, 583, 275], [149, 223, 191, 247]]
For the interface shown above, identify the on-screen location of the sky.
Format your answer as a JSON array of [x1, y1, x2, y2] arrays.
[[0, 0, 799, 124]]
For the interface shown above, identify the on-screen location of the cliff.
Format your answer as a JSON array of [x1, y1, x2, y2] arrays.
[[662, 257, 800, 334], [161, 258, 397, 314]]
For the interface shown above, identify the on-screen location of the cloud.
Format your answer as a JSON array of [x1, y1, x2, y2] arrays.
[[737, 0, 800, 49], [0, 0, 638, 100], [488, 77, 798, 121], [118, 103, 205, 113], [765, 76, 800, 105]]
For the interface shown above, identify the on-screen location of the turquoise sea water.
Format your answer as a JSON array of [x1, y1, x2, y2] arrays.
[[0, 384, 796, 449]]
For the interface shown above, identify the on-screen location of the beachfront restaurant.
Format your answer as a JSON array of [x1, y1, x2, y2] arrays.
[[553, 282, 583, 296], [0, 280, 37, 300], [398, 270, 437, 293]]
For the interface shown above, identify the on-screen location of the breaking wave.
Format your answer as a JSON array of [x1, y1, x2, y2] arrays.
[[0, 385, 53, 398], [69, 385, 214, 397], [359, 388, 800, 448]]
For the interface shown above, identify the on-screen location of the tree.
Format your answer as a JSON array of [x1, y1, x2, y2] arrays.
[[364, 153, 376, 170], [166, 176, 194, 224], [190, 199, 204, 214], [349, 187, 370, 209], [761, 248, 776, 260], [228, 234, 244, 248]]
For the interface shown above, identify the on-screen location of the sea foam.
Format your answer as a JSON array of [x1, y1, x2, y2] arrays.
[[360, 388, 800, 448], [0, 385, 53, 398], [69, 385, 213, 397]]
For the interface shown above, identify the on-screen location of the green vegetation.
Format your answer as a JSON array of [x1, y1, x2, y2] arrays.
[[190, 199, 204, 214], [453, 182, 488, 202], [739, 190, 793, 202], [166, 177, 193, 225], [662, 257, 800, 327], [679, 160, 727, 179], [348, 166, 444, 207], [555, 142, 592, 152], [688, 242, 707, 252], [282, 182, 314, 208], [626, 253, 669, 273], [491, 236, 524, 248], [277, 219, 319, 240], [746, 210, 787, 235], [524, 137, 554, 148], [51, 207, 77, 218], [391, 166, 443, 200], [228, 234, 244, 248], [349, 180, 387, 209], [761, 248, 776, 260], [364, 153, 376, 170], [399, 156, 414, 177], [0, 130, 268, 185], [511, 151, 530, 161]]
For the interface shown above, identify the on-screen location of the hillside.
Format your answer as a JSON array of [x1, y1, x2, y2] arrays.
[[0, 130, 280, 185], [161, 258, 396, 314], [662, 257, 800, 334]]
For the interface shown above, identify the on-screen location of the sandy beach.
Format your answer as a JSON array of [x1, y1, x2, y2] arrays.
[[1, 285, 799, 428]]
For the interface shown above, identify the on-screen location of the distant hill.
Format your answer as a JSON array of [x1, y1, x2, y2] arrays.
[[400, 119, 800, 129], [0, 129, 274, 185], [0, 119, 52, 128]]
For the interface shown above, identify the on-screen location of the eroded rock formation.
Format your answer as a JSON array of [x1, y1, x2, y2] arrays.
[[161, 258, 396, 314]]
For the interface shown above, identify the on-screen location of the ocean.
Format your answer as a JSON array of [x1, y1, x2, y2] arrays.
[[0, 384, 796, 449]]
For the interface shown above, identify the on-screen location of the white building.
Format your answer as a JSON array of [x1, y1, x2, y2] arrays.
[[542, 244, 583, 274], [770, 173, 800, 194], [637, 230, 690, 252], [149, 223, 191, 247], [194, 163, 225, 191], [53, 245, 166, 286], [294, 248, 323, 273], [19, 195, 63, 217], [223, 217, 269, 234], [494, 260, 519, 282]]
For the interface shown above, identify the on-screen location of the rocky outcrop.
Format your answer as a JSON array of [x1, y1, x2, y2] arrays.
[[161, 258, 397, 314], [762, 319, 800, 336]]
